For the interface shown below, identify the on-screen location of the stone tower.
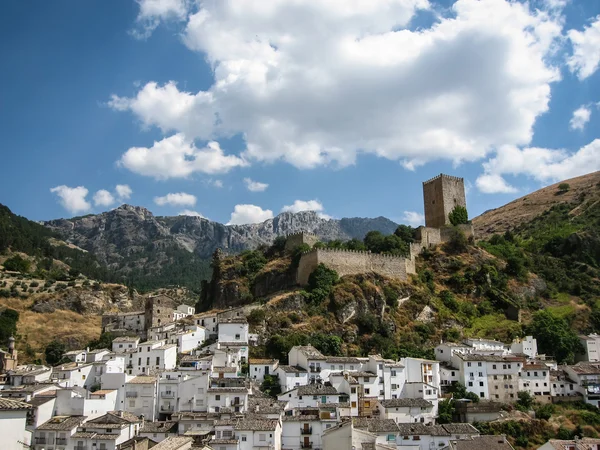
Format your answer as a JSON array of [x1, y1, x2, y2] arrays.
[[422, 174, 467, 228]]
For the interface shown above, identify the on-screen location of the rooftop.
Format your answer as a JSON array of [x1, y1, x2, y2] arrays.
[[249, 358, 278, 365], [546, 438, 600, 450], [235, 418, 279, 431], [353, 418, 399, 433], [38, 415, 86, 430], [141, 421, 178, 433], [127, 376, 157, 384], [292, 345, 327, 360], [113, 336, 140, 343], [152, 436, 195, 450], [379, 398, 433, 408], [325, 357, 366, 364], [297, 384, 338, 395], [568, 363, 600, 375], [278, 365, 307, 374], [450, 434, 514, 450], [0, 398, 32, 410]]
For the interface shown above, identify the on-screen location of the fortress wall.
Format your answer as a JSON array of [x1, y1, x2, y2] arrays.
[[285, 232, 320, 252], [415, 227, 442, 247], [297, 248, 415, 285]]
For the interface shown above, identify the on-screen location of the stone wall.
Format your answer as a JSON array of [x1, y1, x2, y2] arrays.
[[415, 224, 474, 247], [297, 248, 415, 285], [423, 174, 466, 228], [284, 232, 320, 252], [144, 294, 176, 329]]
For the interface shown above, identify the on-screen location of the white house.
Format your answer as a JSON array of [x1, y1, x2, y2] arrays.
[[51, 362, 95, 389], [577, 334, 600, 363], [519, 363, 551, 399], [235, 418, 282, 450], [207, 377, 250, 414], [249, 358, 279, 383], [510, 336, 538, 359], [70, 411, 142, 450], [9, 365, 52, 386], [0, 398, 32, 450], [281, 412, 326, 450], [112, 336, 140, 353], [376, 398, 435, 424], [54, 387, 119, 420], [64, 349, 87, 363], [564, 362, 600, 407], [177, 326, 207, 354], [278, 384, 343, 409], [131, 340, 177, 375], [193, 311, 220, 336], [288, 346, 327, 382], [86, 348, 112, 363], [275, 365, 309, 393], [32, 415, 86, 450], [124, 376, 159, 421]]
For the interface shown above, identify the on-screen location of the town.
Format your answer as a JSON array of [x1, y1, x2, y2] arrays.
[[1, 292, 600, 450]]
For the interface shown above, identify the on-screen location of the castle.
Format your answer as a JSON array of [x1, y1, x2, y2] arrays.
[[294, 174, 473, 284]]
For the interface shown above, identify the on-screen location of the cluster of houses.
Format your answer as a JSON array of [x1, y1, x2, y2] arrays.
[[1, 294, 600, 450]]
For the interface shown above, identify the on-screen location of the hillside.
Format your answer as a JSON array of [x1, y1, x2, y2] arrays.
[[43, 205, 398, 290], [473, 171, 600, 239]]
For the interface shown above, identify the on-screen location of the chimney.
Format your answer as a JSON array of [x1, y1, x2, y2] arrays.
[[8, 336, 15, 356], [118, 410, 123, 417]]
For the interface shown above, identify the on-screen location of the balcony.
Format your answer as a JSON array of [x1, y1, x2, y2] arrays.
[[126, 391, 138, 398], [35, 437, 49, 444], [56, 438, 68, 445], [309, 367, 321, 373], [161, 391, 175, 398], [161, 405, 174, 412], [231, 399, 245, 406], [301, 441, 313, 449], [300, 427, 312, 435]]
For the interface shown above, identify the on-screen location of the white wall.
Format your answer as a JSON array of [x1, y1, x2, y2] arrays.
[[0, 409, 30, 450]]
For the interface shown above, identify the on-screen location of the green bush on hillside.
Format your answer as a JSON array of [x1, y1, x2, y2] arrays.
[[449, 205, 469, 226]]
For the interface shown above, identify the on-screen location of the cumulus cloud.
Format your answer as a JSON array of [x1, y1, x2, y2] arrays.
[[117, 133, 247, 180], [116, 184, 133, 200], [281, 199, 331, 219], [131, 0, 191, 39], [567, 15, 600, 80], [475, 173, 519, 194], [154, 192, 197, 207], [112, 0, 563, 171], [402, 211, 425, 227], [178, 209, 205, 217], [93, 189, 116, 207], [570, 105, 592, 131], [213, 180, 224, 188], [50, 185, 92, 214], [244, 178, 268, 192], [227, 204, 274, 225], [476, 139, 600, 192]]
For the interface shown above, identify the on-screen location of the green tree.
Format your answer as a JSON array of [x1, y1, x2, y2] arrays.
[[2, 255, 30, 273], [516, 391, 534, 411], [444, 227, 469, 254], [526, 310, 583, 364], [394, 225, 415, 243], [311, 333, 342, 356], [45, 340, 66, 365], [261, 374, 282, 397], [364, 231, 385, 253], [86, 332, 115, 351], [437, 398, 454, 424], [558, 183, 570, 193], [448, 205, 469, 226], [0, 309, 19, 343]]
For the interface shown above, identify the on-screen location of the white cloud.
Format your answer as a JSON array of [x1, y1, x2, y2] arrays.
[[113, 0, 563, 171], [567, 15, 600, 80], [227, 204, 274, 225], [115, 184, 133, 200], [154, 192, 197, 207], [475, 173, 519, 194], [50, 185, 92, 214], [569, 105, 591, 131], [281, 200, 324, 214], [117, 133, 247, 180], [93, 189, 116, 207], [402, 211, 425, 227], [213, 180, 224, 188], [131, 0, 191, 39], [244, 178, 269, 192], [476, 139, 600, 192], [178, 209, 205, 217]]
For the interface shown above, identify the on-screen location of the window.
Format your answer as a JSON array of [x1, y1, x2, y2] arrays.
[[365, 389, 370, 395], [365, 401, 371, 407], [351, 388, 356, 394], [478, 362, 482, 367], [350, 365, 355, 370], [352, 401, 357, 407], [391, 370, 397, 376], [479, 392, 484, 398], [469, 372, 474, 377], [493, 365, 497, 369], [493, 375, 498, 380], [468, 382, 473, 387], [241, 435, 247, 442], [414, 436, 421, 441], [503, 365, 506, 369], [467, 362, 472, 367], [330, 365, 335, 370], [451, 371, 455, 376], [478, 372, 483, 377], [479, 382, 484, 387], [235, 334, 240, 340], [215, 395, 221, 400], [339, 365, 343, 370], [392, 384, 398, 390], [156, 357, 160, 366]]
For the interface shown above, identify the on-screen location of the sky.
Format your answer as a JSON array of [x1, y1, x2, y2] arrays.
[[1, 0, 599, 227]]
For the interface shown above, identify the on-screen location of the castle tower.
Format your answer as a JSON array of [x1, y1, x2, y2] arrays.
[[422, 174, 466, 228]]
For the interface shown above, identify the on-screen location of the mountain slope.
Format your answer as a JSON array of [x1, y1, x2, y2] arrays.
[[473, 171, 600, 239], [43, 206, 399, 290]]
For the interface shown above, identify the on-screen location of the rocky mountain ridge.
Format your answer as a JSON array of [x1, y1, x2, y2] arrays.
[[45, 206, 398, 264]]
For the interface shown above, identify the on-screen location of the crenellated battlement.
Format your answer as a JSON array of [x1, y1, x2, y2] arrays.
[[284, 231, 320, 252], [423, 173, 464, 185]]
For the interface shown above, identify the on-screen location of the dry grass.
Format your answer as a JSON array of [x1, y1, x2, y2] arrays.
[[0, 297, 101, 363]]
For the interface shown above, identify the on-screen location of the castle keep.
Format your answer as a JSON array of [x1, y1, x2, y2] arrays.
[[423, 174, 466, 228], [293, 173, 473, 285]]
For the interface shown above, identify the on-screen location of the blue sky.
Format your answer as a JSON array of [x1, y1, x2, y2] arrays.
[[1, 0, 599, 226]]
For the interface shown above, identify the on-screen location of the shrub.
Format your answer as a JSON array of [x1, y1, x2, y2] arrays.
[[0, 289, 9, 298], [247, 308, 266, 326], [68, 281, 76, 287], [3, 255, 30, 273], [449, 205, 469, 226], [516, 391, 534, 411], [440, 290, 458, 311], [45, 340, 66, 365], [444, 227, 469, 254], [558, 183, 570, 193], [29, 281, 39, 288]]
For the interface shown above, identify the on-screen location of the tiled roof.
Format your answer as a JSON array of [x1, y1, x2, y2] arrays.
[[442, 423, 479, 435], [456, 354, 523, 363], [0, 398, 32, 410], [450, 434, 514, 450], [297, 384, 338, 395], [397, 423, 449, 436], [152, 436, 195, 450], [546, 438, 600, 450], [113, 336, 140, 343], [213, 366, 238, 373], [293, 345, 327, 360], [249, 358, 278, 365], [235, 418, 279, 431], [325, 357, 365, 364], [37, 415, 86, 430], [277, 365, 307, 373], [127, 376, 157, 384], [379, 398, 433, 408], [568, 363, 600, 375], [141, 421, 178, 433], [353, 418, 399, 433], [282, 414, 320, 421]]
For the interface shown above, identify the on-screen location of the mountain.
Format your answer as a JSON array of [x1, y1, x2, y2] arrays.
[[43, 206, 398, 291], [473, 171, 600, 239]]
